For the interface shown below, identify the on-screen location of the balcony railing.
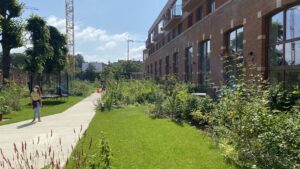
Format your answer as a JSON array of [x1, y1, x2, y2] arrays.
[[164, 4, 182, 31]]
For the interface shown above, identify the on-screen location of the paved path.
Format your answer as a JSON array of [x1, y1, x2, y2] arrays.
[[0, 93, 101, 169]]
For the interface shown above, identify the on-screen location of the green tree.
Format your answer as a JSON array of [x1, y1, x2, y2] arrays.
[[11, 52, 26, 69], [75, 54, 85, 79], [75, 54, 85, 68], [24, 15, 53, 91], [83, 63, 98, 82], [0, 0, 24, 84]]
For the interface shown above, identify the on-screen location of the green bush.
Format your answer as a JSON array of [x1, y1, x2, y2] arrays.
[[0, 82, 25, 111], [269, 83, 296, 112], [101, 79, 161, 111], [71, 80, 94, 96]]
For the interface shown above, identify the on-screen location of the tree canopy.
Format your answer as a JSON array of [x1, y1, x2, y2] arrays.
[[24, 15, 53, 74], [0, 0, 24, 83], [44, 26, 68, 74]]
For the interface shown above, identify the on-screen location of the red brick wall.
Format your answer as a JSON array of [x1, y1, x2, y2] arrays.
[[145, 0, 300, 86]]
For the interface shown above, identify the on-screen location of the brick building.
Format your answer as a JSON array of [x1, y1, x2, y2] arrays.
[[143, 0, 300, 90]]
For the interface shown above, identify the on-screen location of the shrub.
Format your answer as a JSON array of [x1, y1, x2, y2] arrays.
[[87, 132, 112, 169], [71, 80, 93, 96], [0, 82, 25, 111], [269, 83, 296, 112]]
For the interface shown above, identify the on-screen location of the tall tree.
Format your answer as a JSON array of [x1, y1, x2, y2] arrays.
[[0, 0, 24, 84], [44, 26, 67, 74], [44, 26, 67, 89], [24, 15, 53, 91], [75, 54, 85, 68]]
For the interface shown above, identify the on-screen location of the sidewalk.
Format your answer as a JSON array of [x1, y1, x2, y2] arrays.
[[0, 93, 101, 168]]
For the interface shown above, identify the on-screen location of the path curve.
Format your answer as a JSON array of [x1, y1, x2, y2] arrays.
[[0, 93, 101, 169]]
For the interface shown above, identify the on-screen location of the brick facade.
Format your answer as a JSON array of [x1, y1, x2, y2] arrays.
[[144, 0, 300, 87]]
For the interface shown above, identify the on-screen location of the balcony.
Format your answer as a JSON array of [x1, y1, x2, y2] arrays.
[[152, 32, 164, 42], [183, 0, 198, 12], [164, 4, 182, 31], [146, 38, 153, 48]]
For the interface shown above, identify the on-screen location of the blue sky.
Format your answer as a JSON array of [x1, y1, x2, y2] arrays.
[[11, 0, 168, 63]]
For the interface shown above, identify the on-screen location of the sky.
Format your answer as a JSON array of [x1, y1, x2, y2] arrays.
[[9, 0, 168, 63]]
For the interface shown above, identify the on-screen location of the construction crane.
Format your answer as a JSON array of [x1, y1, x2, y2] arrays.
[[290, 8, 296, 65], [25, 6, 39, 11], [65, 0, 75, 72], [127, 40, 145, 61]]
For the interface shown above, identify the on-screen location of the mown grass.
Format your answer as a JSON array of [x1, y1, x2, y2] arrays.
[[66, 106, 236, 169], [0, 96, 85, 126]]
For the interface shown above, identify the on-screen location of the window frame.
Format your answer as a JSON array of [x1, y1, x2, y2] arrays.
[[199, 40, 211, 86], [225, 26, 245, 82], [185, 46, 193, 82], [267, 3, 300, 85]]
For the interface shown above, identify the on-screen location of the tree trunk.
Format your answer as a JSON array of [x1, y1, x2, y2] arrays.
[[1, 46, 11, 84]]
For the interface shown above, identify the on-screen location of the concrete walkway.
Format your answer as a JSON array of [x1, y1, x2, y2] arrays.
[[0, 93, 101, 169]]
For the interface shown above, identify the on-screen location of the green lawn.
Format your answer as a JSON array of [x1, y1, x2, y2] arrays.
[[0, 96, 85, 126], [66, 106, 236, 169]]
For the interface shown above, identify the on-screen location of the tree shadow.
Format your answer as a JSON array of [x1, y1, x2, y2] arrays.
[[26, 100, 66, 106], [17, 121, 36, 129]]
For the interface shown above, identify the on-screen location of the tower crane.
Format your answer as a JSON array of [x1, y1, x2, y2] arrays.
[[65, 0, 75, 72], [127, 40, 145, 61]]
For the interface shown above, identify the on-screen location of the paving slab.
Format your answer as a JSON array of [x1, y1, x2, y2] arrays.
[[0, 93, 101, 169]]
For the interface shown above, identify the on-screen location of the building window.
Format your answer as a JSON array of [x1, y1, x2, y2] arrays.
[[268, 4, 300, 87], [188, 14, 193, 28], [165, 56, 170, 75], [185, 47, 193, 81], [150, 63, 153, 75], [172, 28, 177, 39], [225, 27, 244, 82], [173, 52, 179, 74], [199, 40, 211, 86], [154, 61, 157, 77], [208, 0, 216, 14], [196, 7, 203, 22], [178, 23, 182, 35], [159, 59, 163, 77]]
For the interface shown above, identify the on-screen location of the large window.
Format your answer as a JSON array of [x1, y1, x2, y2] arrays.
[[154, 61, 157, 77], [173, 52, 179, 74], [268, 4, 300, 86], [185, 47, 193, 82], [208, 0, 216, 14], [196, 6, 203, 22], [159, 59, 162, 77], [188, 14, 193, 28], [199, 40, 211, 85], [165, 56, 170, 75], [225, 27, 244, 82]]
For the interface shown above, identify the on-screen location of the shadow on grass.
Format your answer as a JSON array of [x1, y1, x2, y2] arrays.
[[26, 100, 67, 106]]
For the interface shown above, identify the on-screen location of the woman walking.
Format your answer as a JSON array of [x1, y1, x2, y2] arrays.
[[31, 85, 42, 122]]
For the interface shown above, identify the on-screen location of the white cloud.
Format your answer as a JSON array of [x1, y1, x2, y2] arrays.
[[44, 15, 143, 63], [76, 26, 129, 42], [46, 16, 66, 33], [129, 45, 145, 61], [96, 41, 117, 51]]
